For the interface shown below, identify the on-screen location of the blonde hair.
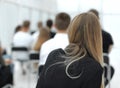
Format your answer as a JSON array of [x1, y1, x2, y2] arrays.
[[65, 12, 104, 87], [33, 27, 50, 51], [65, 12, 103, 63]]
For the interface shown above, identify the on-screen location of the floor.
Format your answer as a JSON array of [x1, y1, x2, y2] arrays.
[[13, 61, 38, 88], [13, 47, 120, 88]]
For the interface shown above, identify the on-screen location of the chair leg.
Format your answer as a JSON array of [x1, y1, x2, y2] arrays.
[[20, 62, 26, 75], [108, 65, 111, 88]]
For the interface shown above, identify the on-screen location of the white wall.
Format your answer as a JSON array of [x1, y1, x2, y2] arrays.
[[0, 0, 57, 53], [0, 2, 19, 52], [57, 0, 120, 48]]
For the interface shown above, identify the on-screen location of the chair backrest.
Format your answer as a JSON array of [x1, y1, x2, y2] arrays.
[[11, 47, 29, 61], [2, 84, 13, 88], [12, 47, 28, 51], [29, 51, 39, 60]]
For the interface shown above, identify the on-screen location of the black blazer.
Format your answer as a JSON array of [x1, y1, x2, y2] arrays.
[[36, 49, 103, 88]]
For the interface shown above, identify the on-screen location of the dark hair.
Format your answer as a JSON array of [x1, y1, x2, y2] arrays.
[[55, 12, 71, 30], [15, 25, 22, 33], [89, 9, 99, 18], [46, 19, 53, 29], [23, 20, 30, 28]]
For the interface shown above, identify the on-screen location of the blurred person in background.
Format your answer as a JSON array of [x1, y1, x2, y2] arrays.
[[33, 27, 50, 52], [89, 9, 114, 86], [32, 21, 43, 48], [0, 42, 12, 65], [12, 20, 33, 75], [39, 12, 71, 74], [31, 27, 50, 73], [32, 21, 43, 40], [36, 12, 103, 88], [13, 20, 33, 49], [0, 43, 13, 87], [46, 19, 56, 38]]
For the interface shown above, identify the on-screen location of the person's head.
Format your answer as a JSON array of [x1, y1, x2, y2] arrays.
[[37, 21, 43, 29], [66, 12, 102, 64], [55, 12, 71, 32], [46, 19, 53, 29], [15, 25, 22, 33], [39, 27, 50, 38], [34, 27, 50, 51], [22, 20, 30, 32], [88, 9, 99, 19]]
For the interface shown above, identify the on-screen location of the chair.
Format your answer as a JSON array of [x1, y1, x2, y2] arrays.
[[27, 51, 39, 87], [29, 51, 39, 60], [11, 47, 29, 75], [11, 47, 29, 61], [29, 51, 39, 73], [104, 63, 111, 88], [103, 55, 115, 88], [0, 65, 13, 88]]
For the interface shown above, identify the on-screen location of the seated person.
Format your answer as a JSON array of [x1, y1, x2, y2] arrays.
[[89, 9, 114, 86], [32, 21, 43, 48], [13, 20, 33, 49], [0, 43, 12, 65], [33, 27, 50, 52], [31, 27, 50, 73], [46, 19, 56, 38], [0, 46, 13, 87], [36, 12, 103, 88], [12, 20, 33, 74], [39, 12, 71, 74]]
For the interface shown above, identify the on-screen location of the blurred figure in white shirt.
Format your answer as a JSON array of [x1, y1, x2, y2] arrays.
[[13, 20, 33, 49], [13, 21, 33, 75], [39, 12, 71, 74]]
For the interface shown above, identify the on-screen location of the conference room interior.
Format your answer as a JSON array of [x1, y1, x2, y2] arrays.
[[0, 0, 120, 88]]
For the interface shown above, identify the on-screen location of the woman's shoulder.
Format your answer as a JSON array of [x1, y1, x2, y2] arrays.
[[82, 56, 103, 77], [85, 56, 102, 69], [49, 48, 65, 55], [45, 48, 65, 65], [47, 48, 65, 59]]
